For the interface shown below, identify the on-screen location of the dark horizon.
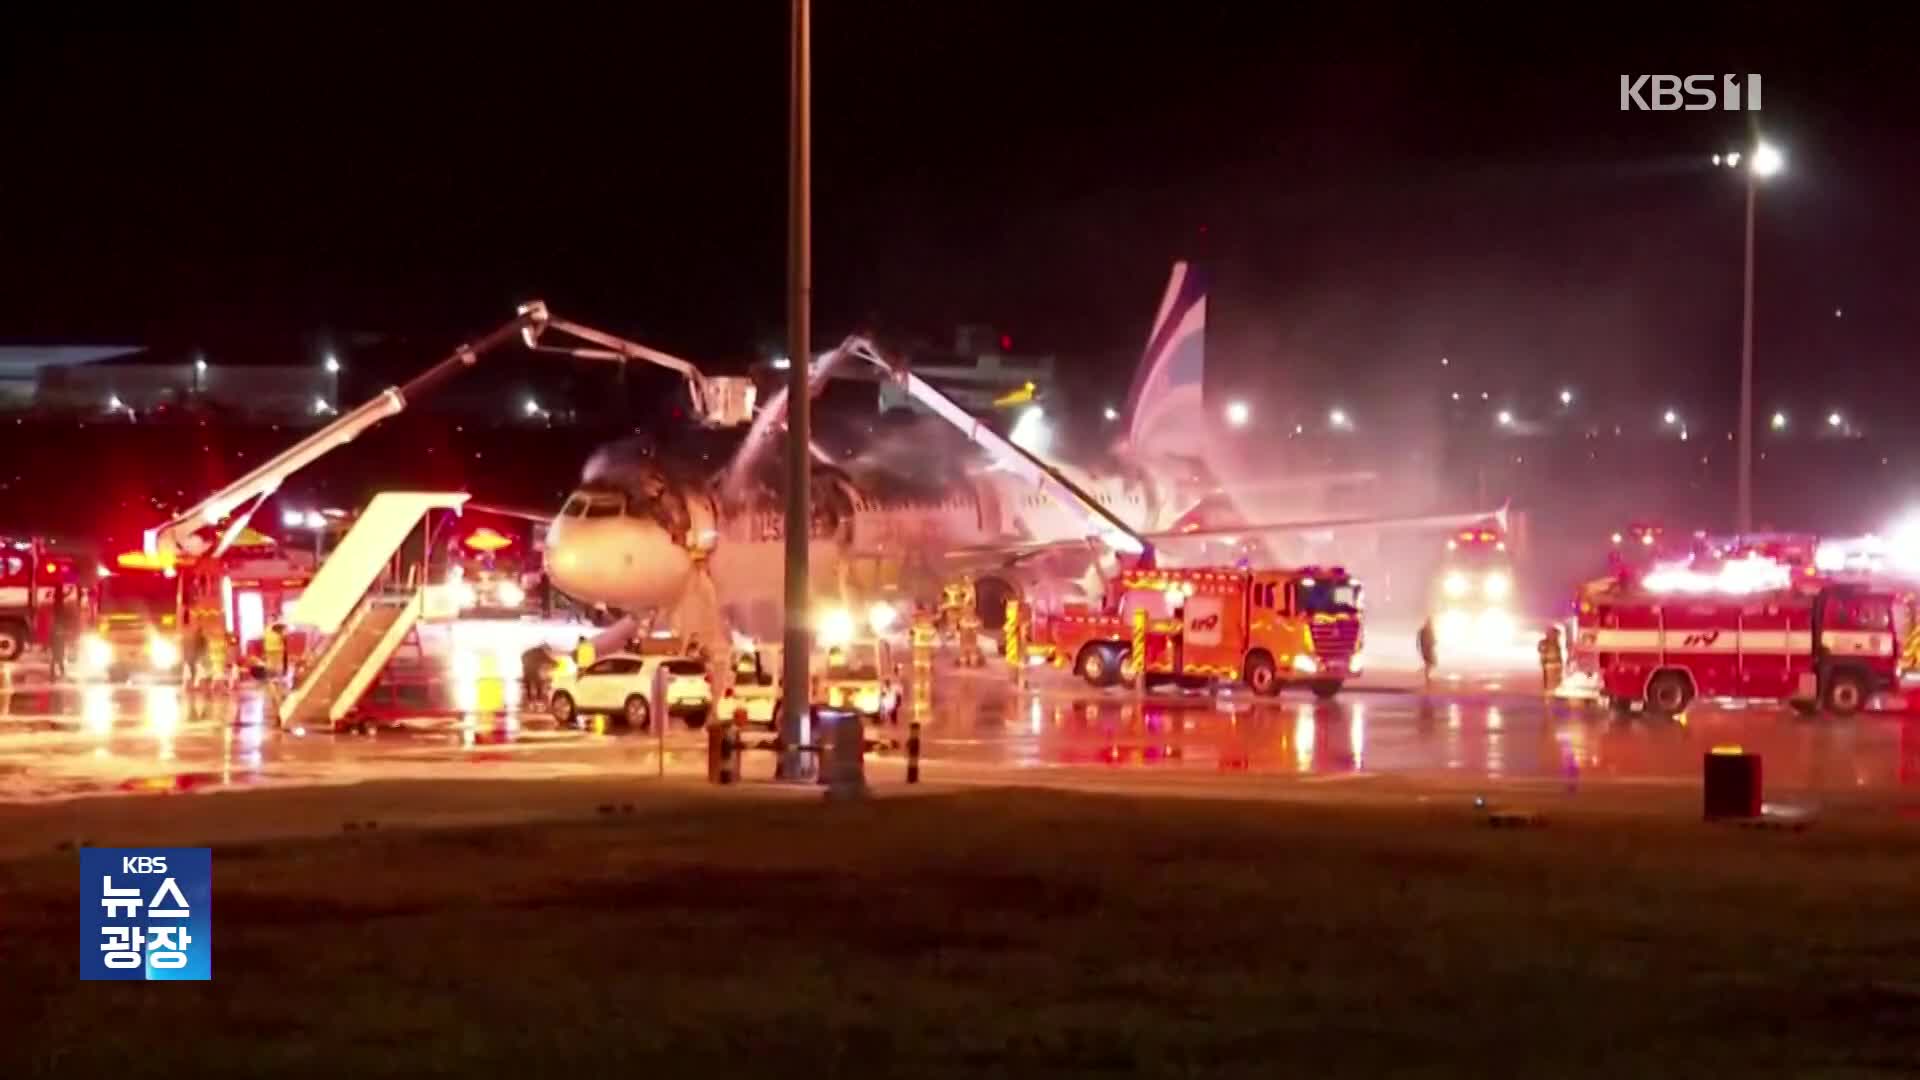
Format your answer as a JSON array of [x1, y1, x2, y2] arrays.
[[3, 6, 1914, 425]]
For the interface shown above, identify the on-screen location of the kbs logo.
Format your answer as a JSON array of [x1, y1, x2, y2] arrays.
[[1680, 631, 1722, 648], [1620, 74, 1762, 111], [1187, 613, 1221, 633]]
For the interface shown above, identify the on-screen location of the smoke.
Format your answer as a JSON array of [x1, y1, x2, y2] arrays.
[[838, 411, 981, 497]]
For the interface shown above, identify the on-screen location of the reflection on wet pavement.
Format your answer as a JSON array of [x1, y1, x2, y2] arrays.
[[0, 666, 1917, 805]]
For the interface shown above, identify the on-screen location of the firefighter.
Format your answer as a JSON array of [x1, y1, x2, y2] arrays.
[[956, 607, 984, 668], [204, 629, 231, 691], [262, 622, 287, 681], [1538, 626, 1564, 695], [46, 587, 68, 681], [938, 581, 967, 643], [521, 643, 554, 710], [1416, 617, 1437, 688]]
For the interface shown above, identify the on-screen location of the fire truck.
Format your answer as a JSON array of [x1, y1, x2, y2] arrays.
[[0, 537, 87, 660], [1572, 574, 1908, 717], [1030, 564, 1364, 698], [1433, 523, 1515, 647], [84, 539, 314, 683]]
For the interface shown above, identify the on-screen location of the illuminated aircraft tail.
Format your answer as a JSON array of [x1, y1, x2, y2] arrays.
[[1118, 261, 1208, 463]]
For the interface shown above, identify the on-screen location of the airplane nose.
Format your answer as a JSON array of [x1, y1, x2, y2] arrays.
[[545, 513, 695, 610]]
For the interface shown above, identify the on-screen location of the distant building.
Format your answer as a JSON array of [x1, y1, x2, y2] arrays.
[[32, 358, 335, 421], [0, 346, 142, 410], [878, 324, 1058, 415]]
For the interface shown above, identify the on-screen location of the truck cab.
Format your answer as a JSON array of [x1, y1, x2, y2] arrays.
[[84, 557, 185, 683]]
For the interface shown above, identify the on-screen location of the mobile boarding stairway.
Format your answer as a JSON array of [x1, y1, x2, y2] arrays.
[[278, 492, 469, 730]]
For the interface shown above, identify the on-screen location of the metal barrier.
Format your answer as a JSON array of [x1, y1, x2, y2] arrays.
[[708, 707, 923, 788]]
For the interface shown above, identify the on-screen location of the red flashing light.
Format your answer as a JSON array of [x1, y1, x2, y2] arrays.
[[43, 563, 56, 575], [999, 334, 1013, 351]]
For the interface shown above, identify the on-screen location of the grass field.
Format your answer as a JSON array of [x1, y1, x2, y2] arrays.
[[4, 787, 1919, 1077]]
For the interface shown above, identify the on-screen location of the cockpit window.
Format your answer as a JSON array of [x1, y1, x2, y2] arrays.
[[580, 493, 625, 519], [561, 496, 587, 517]]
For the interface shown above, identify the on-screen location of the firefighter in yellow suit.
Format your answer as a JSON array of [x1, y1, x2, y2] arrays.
[[1538, 626, 1564, 695]]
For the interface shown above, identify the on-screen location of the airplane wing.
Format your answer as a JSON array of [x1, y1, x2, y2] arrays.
[[944, 502, 1509, 565], [1145, 502, 1509, 544]]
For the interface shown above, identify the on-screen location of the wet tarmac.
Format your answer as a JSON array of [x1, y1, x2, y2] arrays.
[[1, 659, 1917, 807]]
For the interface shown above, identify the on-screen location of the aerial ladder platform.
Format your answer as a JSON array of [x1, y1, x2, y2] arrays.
[[726, 334, 1152, 559]]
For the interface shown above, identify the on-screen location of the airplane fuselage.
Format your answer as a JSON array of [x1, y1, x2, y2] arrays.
[[542, 466, 1167, 639]]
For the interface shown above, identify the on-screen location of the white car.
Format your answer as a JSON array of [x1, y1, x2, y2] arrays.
[[548, 653, 713, 730]]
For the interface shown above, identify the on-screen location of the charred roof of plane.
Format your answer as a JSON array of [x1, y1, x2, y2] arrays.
[[580, 435, 859, 541]]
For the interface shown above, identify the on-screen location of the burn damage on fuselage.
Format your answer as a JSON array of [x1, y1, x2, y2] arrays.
[[580, 436, 861, 546]]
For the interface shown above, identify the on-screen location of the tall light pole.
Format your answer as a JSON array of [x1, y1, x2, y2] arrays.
[[1718, 140, 1783, 534], [779, 0, 813, 779]]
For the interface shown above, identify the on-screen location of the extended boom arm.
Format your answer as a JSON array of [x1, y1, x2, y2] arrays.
[[144, 301, 754, 561]]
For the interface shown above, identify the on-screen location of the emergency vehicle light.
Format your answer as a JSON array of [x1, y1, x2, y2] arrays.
[[464, 527, 514, 553], [116, 550, 178, 571]]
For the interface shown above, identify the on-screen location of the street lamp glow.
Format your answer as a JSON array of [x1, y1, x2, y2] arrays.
[[1010, 405, 1051, 454], [1750, 141, 1784, 179], [524, 398, 542, 417], [323, 354, 340, 374], [1225, 400, 1250, 428], [1828, 411, 1843, 428], [1496, 409, 1514, 427], [1328, 408, 1350, 430], [1558, 388, 1574, 406], [1102, 405, 1118, 422], [1770, 411, 1787, 431], [312, 396, 332, 415], [194, 358, 207, 373], [1663, 409, 1678, 426]]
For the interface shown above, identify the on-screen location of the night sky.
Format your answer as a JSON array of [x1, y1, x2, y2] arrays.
[[3, 5, 1914, 431]]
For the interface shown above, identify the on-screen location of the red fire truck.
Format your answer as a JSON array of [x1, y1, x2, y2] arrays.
[[0, 537, 88, 660], [1573, 579, 1908, 717], [1030, 564, 1365, 698]]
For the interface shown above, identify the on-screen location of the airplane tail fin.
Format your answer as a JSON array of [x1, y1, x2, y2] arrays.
[[1118, 261, 1207, 461]]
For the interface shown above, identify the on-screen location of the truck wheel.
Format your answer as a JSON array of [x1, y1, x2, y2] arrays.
[[0, 623, 23, 662], [1823, 670, 1867, 717], [1076, 646, 1119, 688], [1244, 652, 1280, 697], [1310, 679, 1343, 700], [1644, 671, 1693, 715]]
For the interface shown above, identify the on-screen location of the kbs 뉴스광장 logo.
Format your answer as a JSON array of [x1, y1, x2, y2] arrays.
[[80, 848, 212, 981]]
